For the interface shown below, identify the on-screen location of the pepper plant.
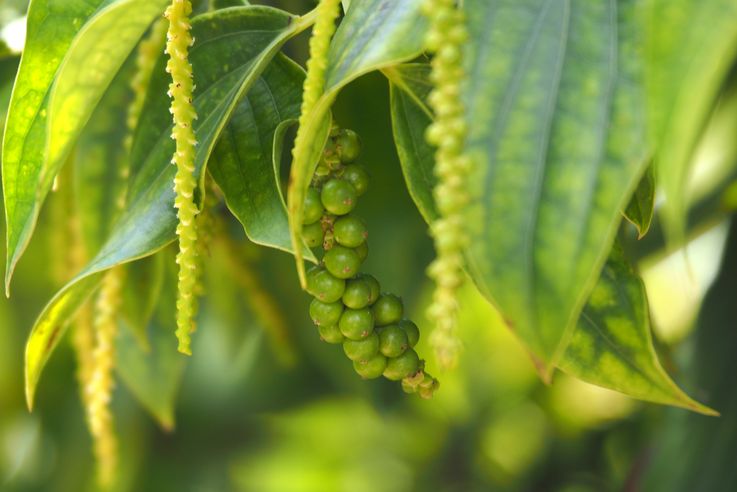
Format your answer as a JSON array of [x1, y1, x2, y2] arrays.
[[1, 0, 737, 489]]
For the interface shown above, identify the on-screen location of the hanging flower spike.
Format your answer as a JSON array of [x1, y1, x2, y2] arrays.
[[421, 0, 470, 370], [165, 0, 199, 355]]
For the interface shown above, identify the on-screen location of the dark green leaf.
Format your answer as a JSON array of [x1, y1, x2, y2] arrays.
[[461, 0, 648, 376], [558, 245, 715, 415], [623, 165, 655, 239], [121, 254, 165, 351]]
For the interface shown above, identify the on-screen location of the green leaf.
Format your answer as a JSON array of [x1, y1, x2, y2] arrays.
[[646, 0, 737, 242], [117, 256, 184, 431], [623, 165, 655, 239], [24, 6, 314, 408], [287, 0, 429, 285], [121, 254, 165, 351], [461, 0, 649, 376], [385, 63, 437, 224], [2, 0, 168, 292], [209, 55, 314, 261], [558, 245, 715, 415]]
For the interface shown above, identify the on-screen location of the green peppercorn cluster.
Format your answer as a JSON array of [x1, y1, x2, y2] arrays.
[[302, 128, 439, 398]]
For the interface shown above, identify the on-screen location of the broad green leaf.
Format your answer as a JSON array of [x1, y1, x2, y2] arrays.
[[461, 0, 649, 377], [2, 0, 168, 292], [558, 246, 715, 415], [121, 254, 165, 351], [385, 63, 436, 223], [117, 256, 184, 431], [646, 0, 737, 242], [623, 165, 655, 239], [209, 55, 314, 261], [24, 6, 315, 407], [287, 0, 429, 285]]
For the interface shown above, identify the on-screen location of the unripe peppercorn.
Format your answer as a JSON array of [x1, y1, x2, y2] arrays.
[[362, 274, 381, 304], [318, 324, 344, 344], [303, 187, 325, 225], [354, 241, 368, 262], [306, 267, 345, 303], [342, 277, 373, 309], [398, 319, 420, 347], [343, 332, 379, 361], [372, 293, 403, 326], [383, 348, 420, 381], [309, 298, 343, 326], [302, 222, 324, 248], [338, 307, 374, 340], [333, 215, 368, 248], [353, 354, 387, 379], [336, 129, 361, 163], [324, 245, 362, 279], [378, 324, 409, 357], [341, 165, 369, 196], [321, 179, 357, 215]]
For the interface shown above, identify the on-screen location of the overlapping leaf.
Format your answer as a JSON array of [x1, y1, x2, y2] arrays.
[[460, 0, 648, 377], [287, 0, 429, 285], [24, 6, 315, 407], [2, 0, 168, 291]]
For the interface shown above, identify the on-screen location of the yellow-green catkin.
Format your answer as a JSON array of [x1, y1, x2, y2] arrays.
[[422, 0, 470, 370], [165, 0, 199, 355]]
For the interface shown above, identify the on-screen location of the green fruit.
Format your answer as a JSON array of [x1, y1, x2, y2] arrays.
[[333, 215, 368, 247], [336, 129, 361, 163], [338, 308, 374, 340], [302, 222, 324, 248], [318, 324, 344, 344], [353, 354, 387, 379], [372, 293, 403, 326], [398, 319, 420, 347], [342, 277, 372, 309], [321, 179, 357, 215], [383, 349, 420, 381], [309, 299, 343, 326], [303, 187, 324, 225], [378, 324, 409, 357], [324, 245, 362, 279], [342, 165, 369, 196], [354, 241, 368, 262], [343, 332, 379, 361], [306, 267, 345, 303], [363, 274, 380, 304]]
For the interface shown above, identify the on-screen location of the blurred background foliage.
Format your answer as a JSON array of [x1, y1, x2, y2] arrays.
[[1, 1, 737, 491]]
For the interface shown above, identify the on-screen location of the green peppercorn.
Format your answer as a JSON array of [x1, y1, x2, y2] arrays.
[[324, 245, 362, 279], [372, 293, 403, 326], [321, 178, 357, 215], [341, 164, 369, 196], [306, 267, 345, 303], [353, 354, 387, 379], [354, 241, 368, 262], [336, 129, 361, 163], [398, 319, 420, 347], [338, 307, 374, 340], [303, 187, 324, 225], [333, 215, 368, 248], [378, 324, 409, 357], [383, 349, 420, 381], [363, 274, 380, 304], [318, 324, 344, 344], [343, 332, 379, 361], [309, 298, 343, 326], [342, 277, 372, 309], [302, 222, 324, 248]]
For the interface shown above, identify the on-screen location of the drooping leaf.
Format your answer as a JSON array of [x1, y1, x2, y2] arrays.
[[646, 0, 737, 242], [117, 256, 184, 430], [460, 0, 649, 376], [623, 165, 655, 239], [2, 0, 168, 291], [558, 245, 715, 415], [287, 0, 429, 285], [24, 6, 315, 407], [209, 55, 314, 261], [121, 254, 165, 351]]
